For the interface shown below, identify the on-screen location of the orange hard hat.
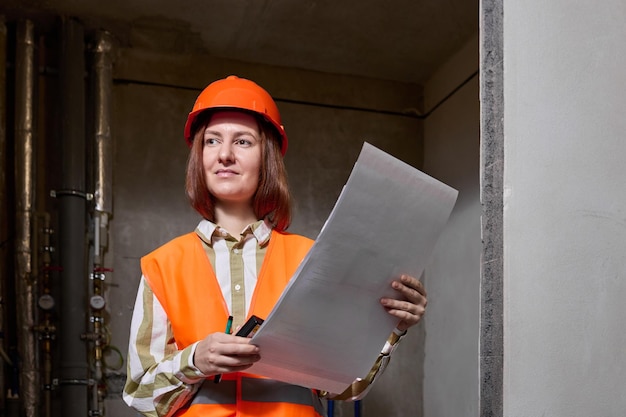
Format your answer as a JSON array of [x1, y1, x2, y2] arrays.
[[184, 75, 288, 155]]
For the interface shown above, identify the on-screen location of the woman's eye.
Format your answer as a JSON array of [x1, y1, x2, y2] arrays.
[[236, 138, 253, 146], [204, 137, 219, 146]]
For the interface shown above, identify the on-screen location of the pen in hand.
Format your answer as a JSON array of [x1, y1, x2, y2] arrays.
[[213, 315, 233, 383]]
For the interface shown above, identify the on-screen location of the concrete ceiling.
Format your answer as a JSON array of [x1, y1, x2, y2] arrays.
[[2, 0, 478, 85]]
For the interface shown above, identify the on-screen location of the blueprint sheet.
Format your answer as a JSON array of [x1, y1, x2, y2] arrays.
[[248, 142, 458, 393]]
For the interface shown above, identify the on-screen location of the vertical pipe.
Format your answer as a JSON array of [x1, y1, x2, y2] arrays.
[[15, 18, 39, 417], [93, 30, 113, 219], [58, 17, 88, 417], [33, 213, 55, 417], [90, 30, 114, 417], [0, 15, 8, 417], [34, 32, 54, 417]]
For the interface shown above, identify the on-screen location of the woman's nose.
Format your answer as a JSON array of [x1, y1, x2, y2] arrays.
[[218, 141, 234, 162]]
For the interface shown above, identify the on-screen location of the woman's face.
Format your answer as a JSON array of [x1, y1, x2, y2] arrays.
[[202, 111, 262, 206]]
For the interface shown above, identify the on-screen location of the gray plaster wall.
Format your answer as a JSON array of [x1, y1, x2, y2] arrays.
[[103, 48, 426, 417], [503, 0, 626, 415], [422, 35, 481, 417]]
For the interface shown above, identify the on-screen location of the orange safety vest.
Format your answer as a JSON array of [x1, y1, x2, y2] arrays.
[[141, 230, 325, 417]]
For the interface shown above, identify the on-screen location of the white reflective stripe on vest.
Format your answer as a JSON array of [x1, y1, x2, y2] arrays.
[[190, 377, 326, 416]]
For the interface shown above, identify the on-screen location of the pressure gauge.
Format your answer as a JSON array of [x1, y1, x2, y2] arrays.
[[38, 294, 55, 310], [90, 295, 106, 310]]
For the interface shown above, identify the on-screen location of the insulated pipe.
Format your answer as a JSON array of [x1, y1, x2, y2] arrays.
[[14, 19, 39, 417], [93, 30, 113, 219], [57, 17, 88, 417]]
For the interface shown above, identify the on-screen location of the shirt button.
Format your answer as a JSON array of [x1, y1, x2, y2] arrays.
[[235, 284, 241, 291], [233, 248, 240, 254]]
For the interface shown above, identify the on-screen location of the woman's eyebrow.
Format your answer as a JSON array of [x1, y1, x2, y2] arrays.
[[204, 129, 258, 136]]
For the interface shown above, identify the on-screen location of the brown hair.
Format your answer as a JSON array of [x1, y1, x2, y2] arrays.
[[185, 110, 292, 231]]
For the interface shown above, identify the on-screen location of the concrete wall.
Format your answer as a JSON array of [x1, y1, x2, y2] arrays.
[[503, 0, 626, 415], [104, 45, 425, 416], [422, 35, 481, 417], [0, 14, 481, 417]]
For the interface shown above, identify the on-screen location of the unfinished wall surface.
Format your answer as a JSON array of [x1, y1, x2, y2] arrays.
[[104, 47, 424, 417], [503, 0, 626, 415], [422, 35, 481, 417], [0, 7, 478, 417]]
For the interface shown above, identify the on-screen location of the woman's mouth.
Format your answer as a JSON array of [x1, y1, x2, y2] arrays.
[[215, 169, 238, 177]]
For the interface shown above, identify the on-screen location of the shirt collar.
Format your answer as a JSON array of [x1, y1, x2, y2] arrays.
[[195, 218, 273, 247]]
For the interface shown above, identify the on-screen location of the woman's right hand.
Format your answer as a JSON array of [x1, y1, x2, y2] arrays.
[[193, 332, 261, 376]]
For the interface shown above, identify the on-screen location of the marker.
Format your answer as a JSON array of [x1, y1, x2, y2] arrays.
[[213, 315, 233, 383]]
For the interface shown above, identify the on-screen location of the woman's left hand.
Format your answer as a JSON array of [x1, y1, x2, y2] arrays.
[[380, 274, 428, 332]]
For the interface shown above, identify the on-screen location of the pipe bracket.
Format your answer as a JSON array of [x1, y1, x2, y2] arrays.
[[54, 378, 96, 387], [50, 189, 94, 200]]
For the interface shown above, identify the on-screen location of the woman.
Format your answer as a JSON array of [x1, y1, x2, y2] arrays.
[[123, 75, 427, 417]]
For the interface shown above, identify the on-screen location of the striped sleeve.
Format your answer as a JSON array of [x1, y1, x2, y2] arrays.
[[321, 328, 407, 401], [123, 277, 206, 417]]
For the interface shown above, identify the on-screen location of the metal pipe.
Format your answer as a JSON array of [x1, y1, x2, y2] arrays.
[[90, 30, 114, 417], [57, 17, 88, 417], [0, 14, 8, 417], [33, 30, 56, 417], [33, 213, 55, 417], [14, 18, 39, 417], [93, 30, 113, 219]]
